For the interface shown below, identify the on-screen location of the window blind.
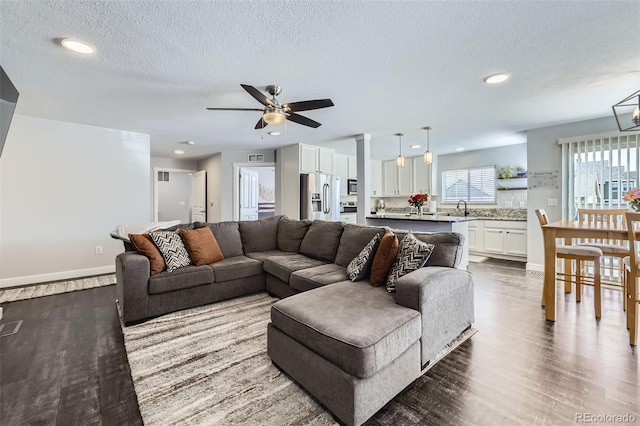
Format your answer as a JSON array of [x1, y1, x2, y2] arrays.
[[559, 131, 640, 219], [442, 166, 496, 203]]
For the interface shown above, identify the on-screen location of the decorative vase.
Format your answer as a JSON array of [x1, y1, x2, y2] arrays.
[[416, 205, 423, 219]]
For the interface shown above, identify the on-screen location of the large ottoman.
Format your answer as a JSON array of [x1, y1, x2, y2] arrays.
[[267, 281, 422, 426]]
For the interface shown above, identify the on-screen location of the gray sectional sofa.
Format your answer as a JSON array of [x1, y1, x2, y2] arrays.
[[115, 215, 474, 426]]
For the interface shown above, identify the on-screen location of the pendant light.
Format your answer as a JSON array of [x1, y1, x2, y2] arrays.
[[423, 126, 433, 164], [612, 89, 640, 132], [395, 133, 405, 167]]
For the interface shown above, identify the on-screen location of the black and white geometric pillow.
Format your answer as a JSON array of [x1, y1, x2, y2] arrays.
[[386, 234, 434, 293], [150, 231, 192, 272], [347, 233, 381, 281]]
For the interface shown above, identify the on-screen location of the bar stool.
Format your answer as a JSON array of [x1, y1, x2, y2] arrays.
[[622, 212, 639, 346]]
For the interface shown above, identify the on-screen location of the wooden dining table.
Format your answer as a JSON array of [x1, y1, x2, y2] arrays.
[[541, 220, 636, 326]]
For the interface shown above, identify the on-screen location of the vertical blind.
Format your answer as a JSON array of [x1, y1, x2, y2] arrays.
[[560, 131, 640, 219], [442, 166, 496, 203]]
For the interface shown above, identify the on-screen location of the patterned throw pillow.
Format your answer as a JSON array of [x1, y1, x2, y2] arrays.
[[346, 233, 381, 281], [150, 231, 192, 272], [386, 234, 435, 293]]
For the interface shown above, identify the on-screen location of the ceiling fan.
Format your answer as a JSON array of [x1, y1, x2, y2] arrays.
[[207, 84, 334, 129]]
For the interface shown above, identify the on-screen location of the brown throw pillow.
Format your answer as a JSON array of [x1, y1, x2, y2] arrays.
[[129, 233, 166, 275], [178, 227, 224, 266], [369, 230, 399, 287]]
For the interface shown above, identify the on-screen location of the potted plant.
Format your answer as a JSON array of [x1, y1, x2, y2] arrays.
[[497, 166, 513, 180], [515, 166, 527, 177]]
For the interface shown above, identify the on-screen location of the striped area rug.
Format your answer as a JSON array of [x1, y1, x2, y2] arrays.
[[0, 273, 115, 303], [122, 293, 337, 425], [122, 292, 477, 425]]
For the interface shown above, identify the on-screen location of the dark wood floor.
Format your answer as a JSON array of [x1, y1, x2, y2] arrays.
[[1, 259, 637, 425]]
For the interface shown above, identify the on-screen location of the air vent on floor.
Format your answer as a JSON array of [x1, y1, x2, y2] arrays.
[[248, 154, 264, 163], [0, 320, 23, 337]]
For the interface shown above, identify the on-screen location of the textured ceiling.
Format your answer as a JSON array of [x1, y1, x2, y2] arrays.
[[1, 1, 639, 161]]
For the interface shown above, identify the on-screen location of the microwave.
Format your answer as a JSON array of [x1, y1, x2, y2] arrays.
[[347, 179, 357, 195]]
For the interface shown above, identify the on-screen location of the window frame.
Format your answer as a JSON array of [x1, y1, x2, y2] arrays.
[[441, 165, 496, 204]]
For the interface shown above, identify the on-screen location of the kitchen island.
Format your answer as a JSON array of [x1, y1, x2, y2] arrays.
[[366, 214, 476, 270]]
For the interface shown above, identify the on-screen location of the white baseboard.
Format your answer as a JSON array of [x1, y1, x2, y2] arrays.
[[0, 266, 115, 289], [526, 262, 544, 273]]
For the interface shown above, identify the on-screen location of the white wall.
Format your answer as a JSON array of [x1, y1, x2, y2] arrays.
[[526, 115, 619, 270], [0, 115, 150, 287], [151, 156, 198, 170], [197, 153, 222, 222]]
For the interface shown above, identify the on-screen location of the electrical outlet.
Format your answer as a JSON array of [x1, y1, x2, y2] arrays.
[[547, 198, 558, 206], [519, 201, 526, 208], [95, 245, 103, 255], [504, 201, 513, 208]]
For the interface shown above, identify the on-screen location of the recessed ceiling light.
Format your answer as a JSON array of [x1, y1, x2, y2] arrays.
[[61, 39, 95, 54], [174, 149, 184, 155], [184, 141, 195, 145], [410, 144, 421, 149], [484, 73, 509, 84], [455, 147, 465, 151], [268, 131, 282, 136]]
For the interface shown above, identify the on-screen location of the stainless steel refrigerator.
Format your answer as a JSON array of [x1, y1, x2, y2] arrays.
[[300, 173, 340, 221]]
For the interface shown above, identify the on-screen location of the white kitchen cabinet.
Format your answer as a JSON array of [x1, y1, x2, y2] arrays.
[[478, 220, 527, 259], [299, 144, 334, 174], [382, 159, 413, 196], [347, 155, 357, 179], [467, 221, 483, 252], [412, 155, 438, 196], [370, 159, 382, 197], [333, 153, 349, 196], [340, 213, 357, 224]]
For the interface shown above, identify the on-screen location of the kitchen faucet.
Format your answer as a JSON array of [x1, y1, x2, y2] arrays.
[[456, 200, 470, 217]]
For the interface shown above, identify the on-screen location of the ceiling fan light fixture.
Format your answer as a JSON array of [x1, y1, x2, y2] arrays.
[[263, 109, 286, 125], [612, 89, 640, 131]]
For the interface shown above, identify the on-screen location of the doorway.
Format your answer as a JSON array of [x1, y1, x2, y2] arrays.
[[153, 167, 206, 223], [233, 164, 276, 221]]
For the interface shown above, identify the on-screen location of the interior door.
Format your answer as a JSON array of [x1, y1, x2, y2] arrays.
[[191, 170, 207, 222], [240, 168, 259, 221]]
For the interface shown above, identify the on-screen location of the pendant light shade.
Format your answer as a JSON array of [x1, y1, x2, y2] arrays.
[[612, 89, 640, 132], [422, 126, 433, 164], [395, 133, 405, 168]]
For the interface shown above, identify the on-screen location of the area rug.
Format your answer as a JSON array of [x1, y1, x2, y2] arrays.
[[121, 292, 477, 425], [0, 273, 115, 303]]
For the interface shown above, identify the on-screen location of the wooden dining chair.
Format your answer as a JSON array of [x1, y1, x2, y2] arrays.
[[623, 212, 639, 346], [577, 208, 629, 310], [535, 209, 604, 317]]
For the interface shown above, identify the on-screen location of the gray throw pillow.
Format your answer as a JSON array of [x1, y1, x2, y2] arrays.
[[196, 221, 244, 258], [150, 231, 192, 272], [347, 233, 381, 281], [239, 216, 282, 253], [386, 234, 434, 293], [277, 218, 311, 252], [299, 220, 344, 262]]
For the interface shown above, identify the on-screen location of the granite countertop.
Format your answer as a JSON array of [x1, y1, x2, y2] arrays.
[[369, 207, 527, 222], [366, 214, 480, 223]]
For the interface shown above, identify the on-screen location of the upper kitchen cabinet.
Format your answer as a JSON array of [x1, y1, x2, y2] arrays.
[[370, 159, 382, 197], [347, 155, 357, 179], [412, 154, 438, 195], [300, 144, 334, 174], [333, 153, 349, 196], [383, 159, 413, 196]]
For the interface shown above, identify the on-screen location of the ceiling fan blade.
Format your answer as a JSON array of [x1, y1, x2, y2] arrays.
[[287, 112, 321, 128], [254, 118, 268, 129], [206, 107, 264, 111], [241, 84, 274, 107], [284, 99, 334, 112]]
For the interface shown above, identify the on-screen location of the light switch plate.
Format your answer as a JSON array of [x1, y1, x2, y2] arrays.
[[547, 198, 558, 206]]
